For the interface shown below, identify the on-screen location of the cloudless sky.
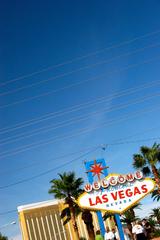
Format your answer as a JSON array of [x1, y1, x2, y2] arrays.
[[0, 1, 160, 239]]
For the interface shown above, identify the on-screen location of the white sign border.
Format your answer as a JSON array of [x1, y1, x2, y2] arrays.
[[77, 173, 156, 214]]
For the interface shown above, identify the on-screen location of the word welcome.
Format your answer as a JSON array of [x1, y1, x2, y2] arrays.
[[78, 172, 155, 213], [84, 171, 143, 193]]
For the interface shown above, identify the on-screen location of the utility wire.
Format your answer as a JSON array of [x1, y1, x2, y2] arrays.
[[0, 125, 159, 177], [107, 125, 160, 143], [1, 54, 160, 109], [109, 137, 160, 146], [0, 145, 104, 176], [0, 137, 160, 190], [1, 29, 160, 216], [1, 28, 160, 87], [0, 104, 160, 159], [0, 210, 17, 216], [0, 135, 159, 215], [0, 147, 100, 189], [1, 42, 160, 97], [0, 78, 160, 135], [0, 91, 160, 146]]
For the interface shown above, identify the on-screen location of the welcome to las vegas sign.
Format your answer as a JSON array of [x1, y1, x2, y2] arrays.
[[77, 171, 155, 214]]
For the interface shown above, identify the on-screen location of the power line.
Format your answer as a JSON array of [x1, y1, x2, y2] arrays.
[[0, 147, 99, 189], [1, 42, 160, 97], [1, 54, 160, 109], [109, 137, 160, 146], [1, 28, 160, 87], [0, 125, 159, 177], [107, 125, 160, 143], [0, 145, 103, 176], [0, 135, 159, 216], [0, 78, 160, 134], [0, 104, 160, 159], [0, 210, 17, 216], [0, 91, 160, 146], [0, 137, 160, 190]]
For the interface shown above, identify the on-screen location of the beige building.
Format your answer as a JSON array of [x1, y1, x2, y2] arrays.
[[18, 199, 114, 240]]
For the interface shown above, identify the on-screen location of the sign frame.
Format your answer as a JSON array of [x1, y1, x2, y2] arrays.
[[78, 173, 156, 214]]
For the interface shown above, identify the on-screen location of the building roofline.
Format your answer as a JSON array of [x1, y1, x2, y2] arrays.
[[17, 199, 59, 212]]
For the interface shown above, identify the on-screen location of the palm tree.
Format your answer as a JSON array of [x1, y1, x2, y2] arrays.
[[81, 209, 95, 240], [103, 212, 116, 225], [151, 188, 160, 201], [121, 203, 141, 240], [49, 172, 83, 240], [133, 142, 160, 194], [103, 204, 140, 240], [150, 207, 160, 224], [103, 210, 137, 240], [121, 211, 139, 240], [0, 233, 8, 240], [151, 168, 160, 202], [147, 217, 156, 229], [61, 205, 95, 239], [58, 189, 95, 239]]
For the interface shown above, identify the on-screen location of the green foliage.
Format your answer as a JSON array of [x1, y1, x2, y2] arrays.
[[103, 204, 141, 224], [133, 154, 146, 168], [49, 171, 84, 239], [121, 211, 139, 224], [49, 171, 95, 239], [151, 168, 160, 202], [60, 206, 71, 225], [150, 207, 160, 223], [147, 217, 156, 228], [133, 142, 160, 174], [103, 212, 114, 221], [60, 202, 82, 225], [121, 203, 141, 224], [0, 233, 8, 240], [151, 229, 160, 238], [49, 171, 84, 202], [152, 188, 160, 201]]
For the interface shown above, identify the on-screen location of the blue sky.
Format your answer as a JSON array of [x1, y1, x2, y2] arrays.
[[0, 0, 160, 239]]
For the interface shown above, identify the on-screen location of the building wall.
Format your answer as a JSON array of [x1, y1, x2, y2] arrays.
[[18, 200, 114, 240]]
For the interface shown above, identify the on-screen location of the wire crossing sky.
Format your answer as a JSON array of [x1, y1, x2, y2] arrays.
[[0, 1, 160, 239], [1, 28, 160, 87]]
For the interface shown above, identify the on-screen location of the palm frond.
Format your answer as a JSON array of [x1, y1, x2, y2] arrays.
[[61, 207, 70, 219], [149, 207, 160, 223], [133, 154, 146, 168], [63, 217, 71, 225], [132, 202, 142, 210], [49, 172, 83, 200], [141, 143, 160, 164], [103, 212, 114, 221], [142, 166, 151, 176], [140, 146, 151, 155], [121, 210, 139, 223], [151, 188, 160, 201]]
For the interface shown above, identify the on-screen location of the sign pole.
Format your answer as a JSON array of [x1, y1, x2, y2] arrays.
[[85, 159, 106, 236], [84, 159, 125, 240], [115, 214, 125, 240]]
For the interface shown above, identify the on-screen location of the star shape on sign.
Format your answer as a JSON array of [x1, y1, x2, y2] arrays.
[[87, 160, 109, 181]]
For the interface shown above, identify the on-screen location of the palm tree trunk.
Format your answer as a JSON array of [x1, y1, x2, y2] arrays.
[[127, 223, 134, 240], [129, 208, 135, 218], [82, 210, 95, 240], [85, 225, 95, 240], [69, 203, 80, 240], [151, 165, 160, 194]]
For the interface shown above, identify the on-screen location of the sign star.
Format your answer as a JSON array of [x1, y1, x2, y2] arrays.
[[87, 160, 108, 180]]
